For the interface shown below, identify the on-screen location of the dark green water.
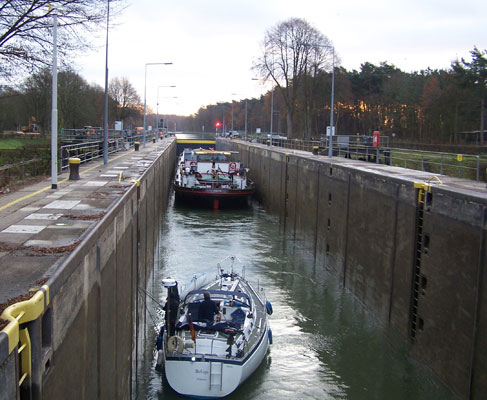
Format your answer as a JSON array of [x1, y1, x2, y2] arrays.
[[135, 197, 454, 399]]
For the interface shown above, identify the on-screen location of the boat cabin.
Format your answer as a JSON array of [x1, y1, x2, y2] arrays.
[[177, 289, 251, 332], [177, 149, 249, 190]]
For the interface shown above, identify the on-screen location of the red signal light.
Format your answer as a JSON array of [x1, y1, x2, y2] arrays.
[[215, 121, 221, 127]]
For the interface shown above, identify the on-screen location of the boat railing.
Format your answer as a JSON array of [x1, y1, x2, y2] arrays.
[[245, 280, 265, 307]]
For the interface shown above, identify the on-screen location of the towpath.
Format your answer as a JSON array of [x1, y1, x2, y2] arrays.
[[0, 137, 174, 308]]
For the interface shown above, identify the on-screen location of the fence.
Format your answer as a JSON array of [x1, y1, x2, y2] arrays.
[[0, 158, 47, 189], [0, 133, 153, 190], [244, 136, 487, 182], [389, 148, 483, 181], [59, 134, 144, 170]]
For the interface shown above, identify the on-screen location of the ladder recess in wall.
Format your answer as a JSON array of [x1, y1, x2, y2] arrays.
[[410, 182, 431, 341]]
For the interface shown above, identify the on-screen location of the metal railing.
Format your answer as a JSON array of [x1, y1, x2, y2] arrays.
[[389, 148, 483, 181], [0, 158, 47, 188], [59, 134, 144, 170], [241, 136, 487, 182], [246, 135, 320, 152]]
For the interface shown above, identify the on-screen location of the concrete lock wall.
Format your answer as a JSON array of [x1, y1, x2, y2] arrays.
[[43, 142, 176, 399], [0, 140, 176, 400], [218, 139, 486, 400]]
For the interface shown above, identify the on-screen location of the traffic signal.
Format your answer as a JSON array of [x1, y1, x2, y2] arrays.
[[215, 121, 221, 127]]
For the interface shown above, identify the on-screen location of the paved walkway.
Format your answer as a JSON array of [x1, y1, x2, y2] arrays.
[[0, 137, 174, 306], [262, 144, 487, 198]]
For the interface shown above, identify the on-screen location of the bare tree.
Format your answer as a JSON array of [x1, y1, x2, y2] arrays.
[[0, 0, 120, 80], [253, 18, 335, 137], [109, 76, 141, 124]]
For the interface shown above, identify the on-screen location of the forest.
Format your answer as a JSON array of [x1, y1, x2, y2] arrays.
[[1, 8, 486, 148], [190, 47, 487, 147], [1, 47, 485, 149]]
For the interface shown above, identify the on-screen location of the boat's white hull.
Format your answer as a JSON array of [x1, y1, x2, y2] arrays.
[[164, 323, 270, 398]]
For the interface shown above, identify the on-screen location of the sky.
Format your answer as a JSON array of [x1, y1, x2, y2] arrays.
[[78, 0, 487, 117]]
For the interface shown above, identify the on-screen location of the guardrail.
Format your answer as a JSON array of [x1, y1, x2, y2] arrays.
[[0, 158, 47, 189], [389, 148, 483, 181], [59, 134, 144, 170], [243, 137, 486, 182]]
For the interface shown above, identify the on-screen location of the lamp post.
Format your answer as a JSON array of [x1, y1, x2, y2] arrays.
[[51, 12, 58, 189], [329, 46, 335, 159], [156, 86, 176, 134], [143, 62, 172, 147], [260, 64, 275, 145], [270, 85, 274, 146], [221, 106, 226, 136], [244, 99, 248, 141], [231, 99, 234, 132], [299, 42, 335, 157], [273, 111, 281, 134], [103, 0, 110, 164], [230, 93, 240, 133], [158, 97, 178, 133], [247, 78, 259, 142]]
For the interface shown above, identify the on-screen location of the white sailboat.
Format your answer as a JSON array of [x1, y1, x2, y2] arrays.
[[156, 257, 273, 398]]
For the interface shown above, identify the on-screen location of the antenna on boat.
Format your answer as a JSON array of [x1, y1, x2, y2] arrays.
[[230, 256, 235, 275]]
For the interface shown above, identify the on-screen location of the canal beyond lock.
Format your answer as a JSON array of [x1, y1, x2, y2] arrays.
[[135, 195, 454, 400]]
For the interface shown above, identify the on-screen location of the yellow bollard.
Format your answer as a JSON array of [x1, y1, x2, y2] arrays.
[[68, 158, 81, 180]]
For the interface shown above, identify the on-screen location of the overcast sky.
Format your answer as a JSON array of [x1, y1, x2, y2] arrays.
[[79, 0, 487, 116]]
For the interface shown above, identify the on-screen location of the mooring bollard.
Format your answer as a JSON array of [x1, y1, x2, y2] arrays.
[[134, 141, 140, 151], [68, 158, 81, 181]]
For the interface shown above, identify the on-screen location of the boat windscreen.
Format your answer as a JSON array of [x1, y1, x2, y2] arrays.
[[197, 154, 228, 162], [184, 289, 250, 305], [183, 150, 197, 161]]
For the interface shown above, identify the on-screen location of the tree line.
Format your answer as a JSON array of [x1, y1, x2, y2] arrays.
[[0, 69, 144, 133], [189, 19, 486, 145], [1, 9, 485, 145], [3, 51, 485, 146], [0, 67, 192, 135]]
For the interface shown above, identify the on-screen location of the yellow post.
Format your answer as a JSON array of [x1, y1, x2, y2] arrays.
[[68, 157, 81, 180]]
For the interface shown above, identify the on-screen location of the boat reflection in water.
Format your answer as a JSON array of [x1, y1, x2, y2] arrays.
[[173, 149, 255, 210]]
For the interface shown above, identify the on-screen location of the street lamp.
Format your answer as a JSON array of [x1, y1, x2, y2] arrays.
[[158, 97, 178, 133], [270, 85, 274, 146], [247, 78, 259, 142], [259, 70, 275, 145], [300, 42, 335, 157], [230, 93, 242, 134], [103, 0, 110, 165], [220, 105, 226, 136], [51, 11, 58, 188], [273, 111, 281, 134], [156, 85, 176, 134], [143, 62, 173, 147], [329, 46, 335, 159], [231, 97, 235, 132], [244, 99, 248, 141], [266, 60, 275, 146]]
